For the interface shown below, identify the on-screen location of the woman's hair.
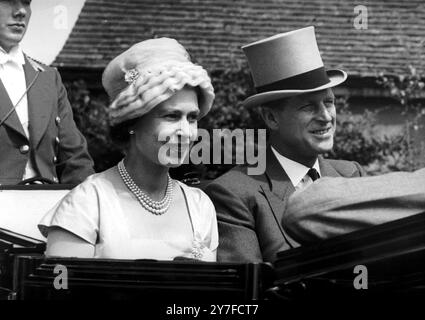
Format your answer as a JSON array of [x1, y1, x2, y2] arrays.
[[109, 117, 138, 147]]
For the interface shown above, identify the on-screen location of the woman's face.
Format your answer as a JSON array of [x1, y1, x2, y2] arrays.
[[129, 87, 200, 167]]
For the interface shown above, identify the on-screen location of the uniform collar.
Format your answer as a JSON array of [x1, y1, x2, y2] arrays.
[[0, 45, 25, 66], [270, 146, 320, 187]]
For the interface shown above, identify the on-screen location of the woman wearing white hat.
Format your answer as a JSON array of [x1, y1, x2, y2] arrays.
[[38, 38, 218, 261]]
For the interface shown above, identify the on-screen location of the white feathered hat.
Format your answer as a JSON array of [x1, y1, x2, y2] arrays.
[[102, 38, 215, 126]]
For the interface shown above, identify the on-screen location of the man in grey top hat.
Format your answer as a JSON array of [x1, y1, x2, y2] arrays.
[[205, 26, 366, 263], [0, 0, 94, 185]]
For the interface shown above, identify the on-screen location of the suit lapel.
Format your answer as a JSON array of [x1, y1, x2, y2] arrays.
[[259, 152, 340, 249], [263, 146, 295, 199], [0, 73, 27, 137], [24, 55, 53, 148], [260, 146, 297, 248], [318, 156, 341, 177]]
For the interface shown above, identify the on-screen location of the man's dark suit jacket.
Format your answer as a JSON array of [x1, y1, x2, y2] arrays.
[[205, 147, 366, 263], [0, 56, 94, 185]]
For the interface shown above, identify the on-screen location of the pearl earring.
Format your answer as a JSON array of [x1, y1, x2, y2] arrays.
[[129, 130, 135, 135]]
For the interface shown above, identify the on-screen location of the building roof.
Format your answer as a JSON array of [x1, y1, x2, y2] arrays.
[[54, 0, 425, 77]]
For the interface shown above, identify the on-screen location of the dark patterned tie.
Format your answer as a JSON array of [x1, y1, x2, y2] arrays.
[[307, 168, 320, 181]]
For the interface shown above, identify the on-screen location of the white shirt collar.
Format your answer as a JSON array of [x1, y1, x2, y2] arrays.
[[0, 45, 25, 65], [271, 146, 321, 187]]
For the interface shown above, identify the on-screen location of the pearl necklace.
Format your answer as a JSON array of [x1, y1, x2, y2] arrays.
[[118, 160, 173, 215]]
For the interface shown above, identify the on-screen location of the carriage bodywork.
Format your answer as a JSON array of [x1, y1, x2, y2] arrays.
[[1, 184, 424, 300]]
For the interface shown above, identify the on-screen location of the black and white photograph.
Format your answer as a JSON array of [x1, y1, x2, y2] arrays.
[[0, 0, 424, 316]]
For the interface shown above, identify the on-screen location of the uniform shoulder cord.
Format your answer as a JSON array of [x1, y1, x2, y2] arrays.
[[0, 71, 40, 128]]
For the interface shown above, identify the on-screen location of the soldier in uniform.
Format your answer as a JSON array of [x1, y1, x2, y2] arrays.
[[0, 0, 94, 185]]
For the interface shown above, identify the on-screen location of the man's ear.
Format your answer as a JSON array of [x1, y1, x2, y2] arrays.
[[259, 106, 280, 131]]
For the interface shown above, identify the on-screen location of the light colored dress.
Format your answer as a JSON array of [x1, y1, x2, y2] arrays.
[[38, 167, 218, 261]]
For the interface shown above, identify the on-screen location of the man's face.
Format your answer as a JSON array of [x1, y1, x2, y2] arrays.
[[269, 88, 336, 163], [0, 0, 32, 52]]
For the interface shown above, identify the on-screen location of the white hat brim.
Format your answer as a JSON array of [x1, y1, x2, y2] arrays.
[[243, 69, 347, 108]]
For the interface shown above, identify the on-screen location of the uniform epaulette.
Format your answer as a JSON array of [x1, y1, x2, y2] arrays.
[[26, 55, 46, 72]]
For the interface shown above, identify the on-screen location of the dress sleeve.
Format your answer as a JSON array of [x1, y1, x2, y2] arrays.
[[38, 177, 100, 244], [199, 190, 219, 254]]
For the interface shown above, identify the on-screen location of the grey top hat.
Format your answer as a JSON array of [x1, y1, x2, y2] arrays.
[[242, 26, 347, 108]]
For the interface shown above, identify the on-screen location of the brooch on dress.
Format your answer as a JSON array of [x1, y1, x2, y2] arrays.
[[191, 238, 205, 260], [124, 68, 140, 84]]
